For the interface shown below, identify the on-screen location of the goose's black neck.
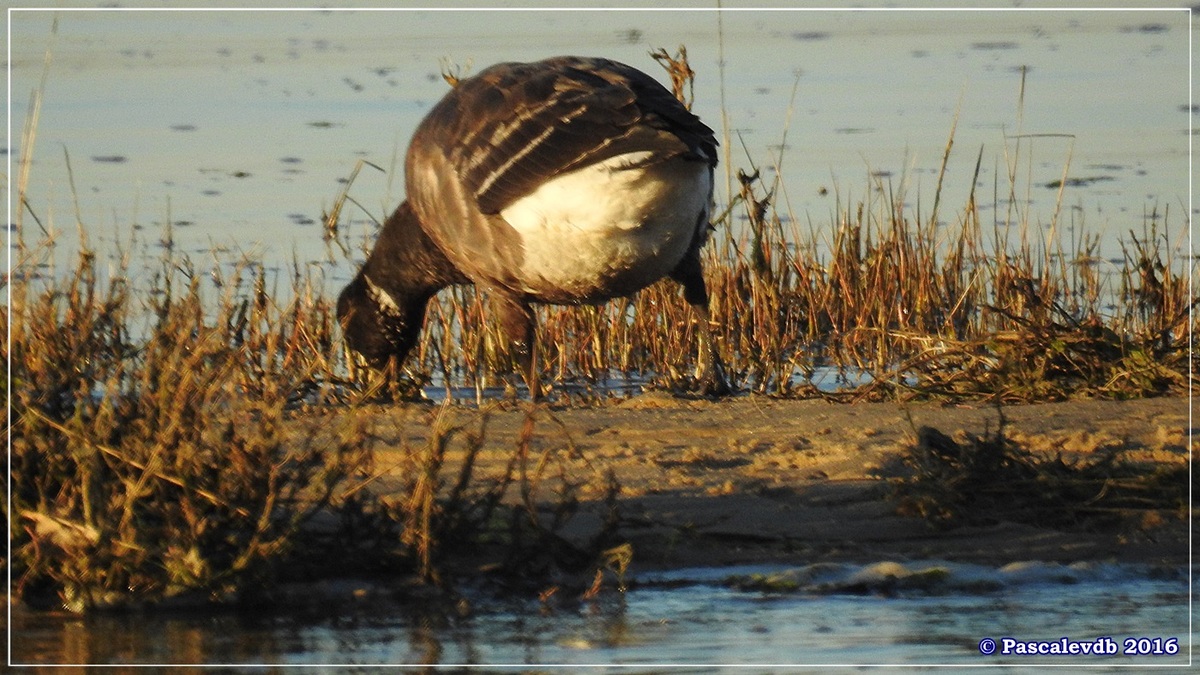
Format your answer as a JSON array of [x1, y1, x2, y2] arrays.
[[360, 201, 468, 301]]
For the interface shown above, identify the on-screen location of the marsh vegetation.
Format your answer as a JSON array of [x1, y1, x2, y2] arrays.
[[7, 50, 1193, 613]]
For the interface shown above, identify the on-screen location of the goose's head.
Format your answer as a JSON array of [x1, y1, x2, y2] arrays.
[[336, 272, 426, 372]]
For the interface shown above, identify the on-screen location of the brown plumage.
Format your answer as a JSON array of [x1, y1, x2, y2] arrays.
[[337, 56, 731, 398]]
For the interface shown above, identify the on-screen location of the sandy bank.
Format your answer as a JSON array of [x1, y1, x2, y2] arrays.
[[355, 394, 1192, 572]]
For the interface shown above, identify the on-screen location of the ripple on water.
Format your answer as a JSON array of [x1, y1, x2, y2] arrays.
[[10, 560, 1188, 667]]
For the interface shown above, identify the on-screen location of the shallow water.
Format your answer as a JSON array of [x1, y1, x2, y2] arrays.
[[7, 5, 1194, 667], [12, 561, 1191, 669], [8, 5, 1193, 282]]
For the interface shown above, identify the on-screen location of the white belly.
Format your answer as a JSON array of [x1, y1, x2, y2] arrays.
[[499, 153, 712, 301]]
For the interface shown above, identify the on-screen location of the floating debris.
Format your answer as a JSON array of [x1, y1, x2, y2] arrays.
[[971, 41, 1018, 50], [1045, 175, 1115, 189], [1123, 23, 1169, 34]]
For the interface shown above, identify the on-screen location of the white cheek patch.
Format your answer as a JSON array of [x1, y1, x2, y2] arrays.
[[500, 153, 712, 298], [364, 274, 403, 317]]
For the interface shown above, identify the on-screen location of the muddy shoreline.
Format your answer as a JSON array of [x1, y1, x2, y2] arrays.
[[358, 393, 1193, 573], [10, 394, 1190, 662]]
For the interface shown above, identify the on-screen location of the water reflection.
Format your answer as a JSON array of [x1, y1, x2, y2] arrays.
[[13, 563, 1189, 668], [7, 6, 1192, 669]]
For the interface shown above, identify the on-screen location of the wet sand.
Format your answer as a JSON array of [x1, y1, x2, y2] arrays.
[[357, 393, 1193, 572]]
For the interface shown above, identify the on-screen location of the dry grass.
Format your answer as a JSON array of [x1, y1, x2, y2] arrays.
[[7, 236, 373, 610], [324, 51, 1194, 403], [6, 239, 619, 610], [377, 167, 1193, 403], [893, 413, 1190, 531], [7, 47, 1193, 611]]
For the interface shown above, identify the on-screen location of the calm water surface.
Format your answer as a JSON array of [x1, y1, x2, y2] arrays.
[[11, 561, 1192, 669], [6, 6, 1194, 668], [8, 7, 1193, 279]]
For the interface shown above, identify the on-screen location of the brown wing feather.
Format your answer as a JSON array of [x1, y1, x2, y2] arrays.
[[414, 56, 717, 216]]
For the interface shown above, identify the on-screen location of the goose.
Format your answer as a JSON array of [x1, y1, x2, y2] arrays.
[[337, 55, 731, 399]]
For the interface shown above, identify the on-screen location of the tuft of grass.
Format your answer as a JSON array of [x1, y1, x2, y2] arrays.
[[391, 165, 1193, 402], [367, 406, 626, 591], [7, 237, 627, 610], [892, 413, 1190, 530], [7, 236, 375, 611], [322, 49, 1195, 403]]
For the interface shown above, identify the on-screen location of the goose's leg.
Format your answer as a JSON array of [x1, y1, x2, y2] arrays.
[[670, 250, 733, 397], [495, 294, 542, 401]]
